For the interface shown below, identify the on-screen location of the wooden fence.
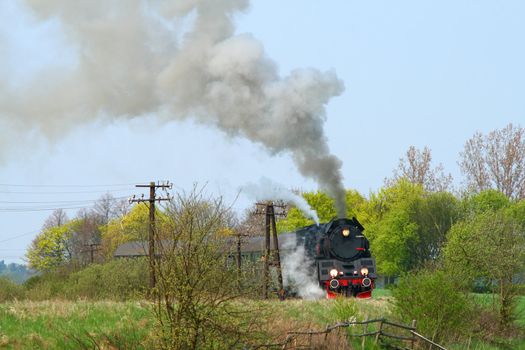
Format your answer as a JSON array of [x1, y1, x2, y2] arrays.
[[256, 318, 447, 350]]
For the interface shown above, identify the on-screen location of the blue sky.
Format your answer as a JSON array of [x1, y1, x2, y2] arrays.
[[0, 0, 524, 263]]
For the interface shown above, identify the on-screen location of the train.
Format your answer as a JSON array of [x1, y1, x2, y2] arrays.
[[293, 217, 377, 298], [113, 216, 377, 299]]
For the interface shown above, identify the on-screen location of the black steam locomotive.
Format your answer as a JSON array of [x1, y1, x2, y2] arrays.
[[295, 217, 376, 298]]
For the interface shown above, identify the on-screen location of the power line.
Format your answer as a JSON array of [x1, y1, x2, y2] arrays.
[[0, 182, 141, 188], [0, 206, 96, 212], [0, 188, 133, 195], [0, 230, 38, 243], [0, 196, 129, 204]]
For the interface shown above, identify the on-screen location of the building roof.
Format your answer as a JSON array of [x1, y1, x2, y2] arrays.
[[113, 233, 297, 258]]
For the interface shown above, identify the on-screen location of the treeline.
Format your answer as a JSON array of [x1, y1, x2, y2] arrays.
[[26, 124, 525, 273], [0, 261, 34, 283]]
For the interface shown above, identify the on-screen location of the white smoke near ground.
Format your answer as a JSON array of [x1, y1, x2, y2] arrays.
[[1, 0, 346, 215], [242, 177, 320, 224], [281, 235, 324, 300]]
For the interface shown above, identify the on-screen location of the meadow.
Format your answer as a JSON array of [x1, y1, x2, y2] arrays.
[[1, 291, 524, 349]]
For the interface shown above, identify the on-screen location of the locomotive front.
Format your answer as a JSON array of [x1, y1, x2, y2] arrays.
[[315, 217, 376, 298]]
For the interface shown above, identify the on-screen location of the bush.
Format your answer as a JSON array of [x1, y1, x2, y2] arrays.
[[152, 191, 267, 350], [24, 259, 148, 301], [392, 268, 475, 344], [0, 276, 25, 301], [65, 258, 148, 300], [24, 269, 70, 300]]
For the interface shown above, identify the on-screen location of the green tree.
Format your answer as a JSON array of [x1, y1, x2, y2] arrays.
[[27, 225, 72, 271], [277, 190, 369, 232], [365, 180, 423, 275], [100, 204, 151, 259], [461, 189, 510, 215], [406, 191, 459, 268], [366, 179, 459, 275], [444, 210, 525, 328]]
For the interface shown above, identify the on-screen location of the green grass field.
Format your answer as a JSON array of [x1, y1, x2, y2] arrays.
[[0, 291, 524, 349], [0, 301, 153, 349]]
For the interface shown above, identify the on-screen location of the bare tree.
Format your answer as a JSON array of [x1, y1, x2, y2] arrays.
[[42, 208, 69, 230], [68, 209, 103, 265], [387, 146, 452, 192], [92, 193, 126, 225], [153, 190, 266, 349], [460, 124, 525, 199]]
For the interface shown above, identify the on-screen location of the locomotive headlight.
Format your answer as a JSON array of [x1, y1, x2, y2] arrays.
[[342, 228, 350, 237], [329, 269, 339, 278], [360, 267, 369, 276]]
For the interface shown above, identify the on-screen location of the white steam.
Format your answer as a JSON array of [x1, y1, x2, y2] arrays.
[[1, 0, 346, 215], [282, 236, 324, 300], [242, 177, 320, 224]]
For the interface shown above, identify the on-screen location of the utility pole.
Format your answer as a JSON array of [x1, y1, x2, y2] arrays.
[[87, 243, 101, 264], [80, 242, 101, 265], [255, 201, 287, 300], [130, 181, 172, 290], [269, 204, 285, 301]]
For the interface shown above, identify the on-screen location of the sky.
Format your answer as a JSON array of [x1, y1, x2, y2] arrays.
[[0, 0, 524, 263]]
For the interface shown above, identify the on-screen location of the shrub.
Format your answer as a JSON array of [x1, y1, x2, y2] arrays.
[[24, 269, 70, 300], [392, 268, 475, 344], [24, 259, 148, 301], [65, 258, 148, 300], [152, 191, 267, 350], [0, 276, 25, 301]]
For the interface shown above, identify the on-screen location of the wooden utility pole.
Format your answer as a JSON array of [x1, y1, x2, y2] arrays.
[[130, 181, 172, 290], [255, 201, 286, 300], [81, 242, 101, 265], [269, 204, 285, 301], [264, 205, 271, 299], [87, 243, 100, 264]]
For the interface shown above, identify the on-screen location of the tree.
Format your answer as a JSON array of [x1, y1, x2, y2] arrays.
[[460, 123, 525, 199], [406, 191, 459, 267], [461, 189, 510, 216], [276, 190, 369, 233], [92, 193, 129, 225], [387, 146, 452, 192], [153, 191, 265, 349], [42, 208, 68, 230], [27, 224, 72, 271], [367, 179, 459, 275], [99, 204, 151, 260], [68, 212, 103, 265], [366, 180, 423, 275], [444, 210, 525, 328]]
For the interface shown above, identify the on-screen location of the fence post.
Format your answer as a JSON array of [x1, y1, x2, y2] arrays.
[[410, 319, 417, 350], [374, 319, 384, 345], [362, 316, 369, 350]]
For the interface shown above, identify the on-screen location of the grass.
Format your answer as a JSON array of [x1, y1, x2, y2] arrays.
[[0, 300, 153, 349], [0, 292, 524, 350], [0, 296, 392, 350]]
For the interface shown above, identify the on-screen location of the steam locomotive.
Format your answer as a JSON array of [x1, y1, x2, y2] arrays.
[[294, 217, 377, 298]]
